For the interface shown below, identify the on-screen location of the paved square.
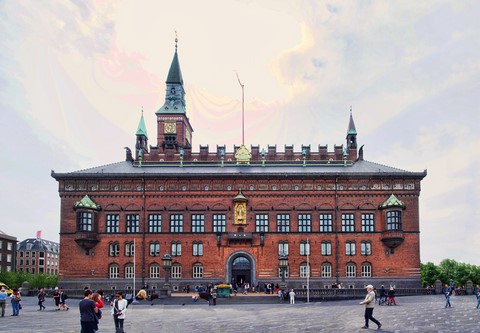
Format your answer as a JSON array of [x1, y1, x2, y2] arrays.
[[1, 295, 479, 332]]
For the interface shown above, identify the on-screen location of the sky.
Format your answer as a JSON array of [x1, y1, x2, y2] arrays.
[[1, 0, 479, 265]]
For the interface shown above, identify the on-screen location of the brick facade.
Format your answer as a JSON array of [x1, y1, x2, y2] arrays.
[[52, 42, 426, 292]]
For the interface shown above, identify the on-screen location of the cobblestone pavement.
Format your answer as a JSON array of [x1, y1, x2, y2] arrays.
[[1, 295, 479, 333]]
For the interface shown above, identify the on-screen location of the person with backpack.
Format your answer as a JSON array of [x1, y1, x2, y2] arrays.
[[10, 288, 21, 316], [59, 288, 70, 310]]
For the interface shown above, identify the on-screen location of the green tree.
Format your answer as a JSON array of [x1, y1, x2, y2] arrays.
[[421, 262, 440, 287]]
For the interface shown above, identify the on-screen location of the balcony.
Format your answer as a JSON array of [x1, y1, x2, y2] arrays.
[[381, 230, 404, 252], [75, 231, 99, 254]]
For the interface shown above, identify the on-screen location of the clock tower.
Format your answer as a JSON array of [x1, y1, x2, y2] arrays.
[[155, 37, 193, 152]]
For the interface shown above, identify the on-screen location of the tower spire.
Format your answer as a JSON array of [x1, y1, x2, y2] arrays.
[[346, 107, 358, 158]]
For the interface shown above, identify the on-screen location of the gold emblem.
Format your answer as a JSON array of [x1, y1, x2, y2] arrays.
[[234, 202, 247, 225], [235, 145, 251, 164]]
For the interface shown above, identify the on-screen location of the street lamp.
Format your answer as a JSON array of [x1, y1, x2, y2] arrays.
[[279, 253, 288, 288], [162, 253, 172, 288]]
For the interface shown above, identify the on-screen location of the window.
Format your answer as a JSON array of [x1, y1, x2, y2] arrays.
[[321, 242, 332, 256], [193, 263, 203, 278], [386, 211, 402, 230], [125, 242, 135, 257], [149, 242, 160, 257], [321, 263, 332, 277], [278, 242, 289, 256], [125, 264, 134, 279], [346, 263, 356, 277], [300, 263, 310, 278], [106, 214, 120, 233], [150, 264, 160, 278], [193, 242, 203, 256], [361, 242, 371, 256], [171, 242, 182, 256], [298, 214, 312, 232], [109, 242, 120, 257], [109, 264, 120, 279], [300, 241, 310, 256], [341, 213, 355, 232], [126, 214, 140, 233], [276, 214, 290, 232], [361, 213, 375, 232], [170, 214, 183, 233], [346, 242, 356, 256], [171, 263, 182, 278], [191, 214, 205, 233], [148, 214, 162, 233], [361, 263, 372, 277], [213, 214, 226, 233], [320, 214, 333, 232], [255, 214, 269, 232], [77, 211, 93, 231]]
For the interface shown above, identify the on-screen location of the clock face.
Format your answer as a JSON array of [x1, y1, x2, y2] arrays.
[[164, 122, 176, 134]]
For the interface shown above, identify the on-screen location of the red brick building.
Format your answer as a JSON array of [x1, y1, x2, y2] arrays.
[[52, 41, 426, 292]]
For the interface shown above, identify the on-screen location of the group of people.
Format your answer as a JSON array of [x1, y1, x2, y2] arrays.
[[79, 289, 128, 333], [0, 286, 22, 316], [378, 285, 396, 306]]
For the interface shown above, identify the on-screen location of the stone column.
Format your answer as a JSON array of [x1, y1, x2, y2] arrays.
[[435, 279, 442, 294]]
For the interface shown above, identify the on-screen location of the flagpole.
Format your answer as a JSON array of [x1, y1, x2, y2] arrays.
[[236, 72, 245, 145], [307, 238, 310, 303]]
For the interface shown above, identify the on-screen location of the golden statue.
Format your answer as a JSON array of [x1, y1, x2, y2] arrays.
[[234, 202, 247, 224]]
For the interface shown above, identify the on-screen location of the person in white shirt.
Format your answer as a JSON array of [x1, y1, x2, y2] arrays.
[[289, 289, 296, 304], [111, 291, 128, 332]]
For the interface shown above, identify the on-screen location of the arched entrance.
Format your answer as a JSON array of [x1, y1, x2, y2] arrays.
[[232, 256, 251, 285], [227, 252, 255, 287]]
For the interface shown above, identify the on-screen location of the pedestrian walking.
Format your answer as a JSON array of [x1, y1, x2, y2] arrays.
[[475, 285, 480, 309], [359, 284, 382, 330], [53, 286, 61, 310], [38, 288, 46, 310], [443, 284, 453, 308], [10, 288, 21, 316], [59, 288, 70, 310], [0, 286, 7, 317], [387, 287, 396, 305]]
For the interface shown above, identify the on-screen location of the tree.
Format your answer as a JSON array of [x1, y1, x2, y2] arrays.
[[421, 262, 440, 287]]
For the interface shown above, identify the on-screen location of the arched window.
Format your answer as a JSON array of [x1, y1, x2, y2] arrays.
[[300, 262, 310, 278], [193, 263, 203, 278], [171, 263, 182, 278], [149, 263, 160, 278], [125, 264, 134, 279], [321, 262, 332, 278], [346, 263, 356, 277], [361, 262, 372, 277], [109, 264, 119, 279]]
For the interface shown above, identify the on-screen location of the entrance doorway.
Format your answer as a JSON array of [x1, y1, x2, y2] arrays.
[[231, 256, 251, 287]]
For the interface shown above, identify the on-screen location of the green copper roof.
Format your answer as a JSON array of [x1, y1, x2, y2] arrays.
[[74, 195, 101, 210], [233, 190, 247, 202], [379, 194, 405, 209], [347, 112, 357, 135], [136, 112, 148, 138], [166, 50, 183, 85]]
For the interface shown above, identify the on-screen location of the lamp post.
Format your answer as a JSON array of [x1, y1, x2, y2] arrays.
[[279, 253, 288, 289], [162, 253, 172, 294]]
